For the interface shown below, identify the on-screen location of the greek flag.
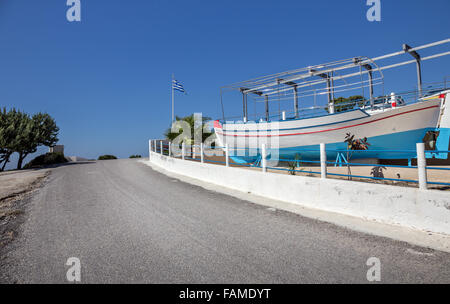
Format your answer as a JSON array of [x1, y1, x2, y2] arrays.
[[172, 79, 186, 93]]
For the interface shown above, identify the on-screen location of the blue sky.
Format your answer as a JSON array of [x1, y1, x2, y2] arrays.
[[1, 0, 449, 167]]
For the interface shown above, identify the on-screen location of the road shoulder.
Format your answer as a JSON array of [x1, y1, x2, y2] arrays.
[[0, 169, 50, 255]]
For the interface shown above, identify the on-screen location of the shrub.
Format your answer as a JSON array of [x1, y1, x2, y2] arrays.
[[98, 155, 117, 160], [129, 155, 142, 159], [23, 152, 68, 169], [287, 154, 302, 176]]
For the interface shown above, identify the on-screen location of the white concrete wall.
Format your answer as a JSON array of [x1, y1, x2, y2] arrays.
[[148, 151, 450, 235]]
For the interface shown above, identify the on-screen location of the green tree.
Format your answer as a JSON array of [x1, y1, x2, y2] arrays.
[[326, 95, 366, 112], [164, 114, 212, 155], [14, 112, 59, 170], [16, 113, 59, 170], [14, 114, 36, 170], [32, 113, 59, 148], [0, 108, 14, 171], [1, 109, 60, 170], [0, 108, 27, 171]]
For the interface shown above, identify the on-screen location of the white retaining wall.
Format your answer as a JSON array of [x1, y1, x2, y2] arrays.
[[149, 152, 450, 235]]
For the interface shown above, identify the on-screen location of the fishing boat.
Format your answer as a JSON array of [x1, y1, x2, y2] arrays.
[[214, 40, 450, 164]]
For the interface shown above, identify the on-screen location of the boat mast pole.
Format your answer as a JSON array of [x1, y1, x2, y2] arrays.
[[361, 63, 374, 108], [403, 44, 423, 98], [368, 69, 374, 106], [311, 69, 334, 114], [326, 75, 334, 114], [330, 71, 335, 105], [294, 86, 299, 118], [245, 94, 248, 121], [242, 91, 246, 122], [240, 88, 247, 122]]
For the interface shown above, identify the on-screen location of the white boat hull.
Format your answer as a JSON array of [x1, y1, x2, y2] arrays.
[[214, 98, 444, 162]]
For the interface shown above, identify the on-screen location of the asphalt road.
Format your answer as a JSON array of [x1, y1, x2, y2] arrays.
[[1, 159, 449, 283]]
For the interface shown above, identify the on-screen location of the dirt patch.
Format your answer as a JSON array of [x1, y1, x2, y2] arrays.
[[0, 170, 50, 251], [0, 169, 50, 200]]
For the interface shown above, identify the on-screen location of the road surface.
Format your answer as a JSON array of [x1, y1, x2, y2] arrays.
[[1, 159, 449, 283]]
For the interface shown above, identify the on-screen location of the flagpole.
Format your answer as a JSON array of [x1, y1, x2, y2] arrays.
[[171, 73, 174, 122]]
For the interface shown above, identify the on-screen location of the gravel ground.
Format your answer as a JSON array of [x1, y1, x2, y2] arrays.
[[0, 168, 50, 259]]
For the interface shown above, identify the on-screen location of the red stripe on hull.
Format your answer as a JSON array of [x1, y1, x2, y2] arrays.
[[216, 105, 439, 138]]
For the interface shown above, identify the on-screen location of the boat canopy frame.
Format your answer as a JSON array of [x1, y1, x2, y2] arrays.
[[220, 39, 450, 122]]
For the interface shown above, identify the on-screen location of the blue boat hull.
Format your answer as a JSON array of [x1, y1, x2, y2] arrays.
[[229, 127, 450, 164]]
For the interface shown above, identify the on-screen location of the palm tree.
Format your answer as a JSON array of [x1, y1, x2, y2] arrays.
[[164, 114, 212, 156]]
